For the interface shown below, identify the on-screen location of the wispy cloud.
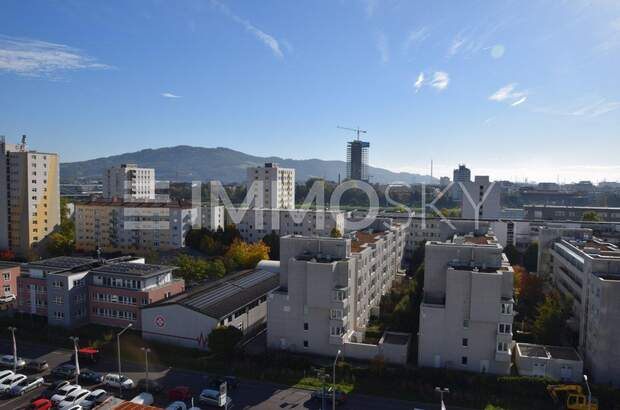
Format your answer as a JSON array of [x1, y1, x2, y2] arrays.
[[489, 83, 528, 106], [376, 31, 389, 64], [210, 0, 284, 58], [430, 71, 449, 90], [161, 92, 181, 99], [447, 24, 503, 58], [0, 35, 111, 78], [414, 72, 424, 92], [532, 97, 620, 118], [364, 0, 379, 18], [403, 26, 429, 55], [595, 17, 620, 52]]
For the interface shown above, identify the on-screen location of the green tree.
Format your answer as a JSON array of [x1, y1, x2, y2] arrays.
[[523, 242, 539, 272], [330, 227, 342, 238], [208, 326, 243, 357], [515, 267, 545, 322], [206, 259, 226, 279], [262, 231, 280, 259], [174, 254, 208, 282], [47, 198, 75, 256], [582, 210, 602, 222], [532, 290, 572, 345]]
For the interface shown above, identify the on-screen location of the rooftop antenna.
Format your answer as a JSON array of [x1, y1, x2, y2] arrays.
[[337, 125, 367, 141], [21, 134, 26, 146], [431, 159, 434, 180]]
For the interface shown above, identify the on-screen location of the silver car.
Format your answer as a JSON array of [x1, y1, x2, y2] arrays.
[[0, 374, 26, 394], [9, 376, 44, 396]]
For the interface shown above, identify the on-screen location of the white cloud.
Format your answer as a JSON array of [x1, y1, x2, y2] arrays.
[[376, 31, 389, 64], [490, 44, 505, 59], [403, 26, 429, 54], [161, 92, 181, 99], [448, 35, 467, 56], [414, 72, 424, 92], [430, 71, 449, 90], [571, 99, 620, 117], [364, 0, 378, 18], [0, 35, 111, 77], [595, 17, 620, 52], [489, 83, 528, 106], [210, 0, 284, 58]]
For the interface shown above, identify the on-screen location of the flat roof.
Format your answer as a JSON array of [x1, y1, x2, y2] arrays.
[[517, 343, 581, 361], [0, 261, 20, 268], [524, 205, 620, 211], [382, 332, 410, 345], [351, 230, 390, 253], [79, 199, 193, 209], [146, 269, 279, 319], [27, 256, 97, 270], [91, 262, 175, 277]]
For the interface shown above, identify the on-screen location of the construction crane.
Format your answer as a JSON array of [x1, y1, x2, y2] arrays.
[[337, 126, 367, 141]]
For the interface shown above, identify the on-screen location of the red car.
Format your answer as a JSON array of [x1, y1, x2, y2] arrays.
[[28, 398, 52, 410], [168, 386, 193, 401]]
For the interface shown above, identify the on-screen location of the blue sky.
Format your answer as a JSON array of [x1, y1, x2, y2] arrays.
[[1, 0, 619, 182]]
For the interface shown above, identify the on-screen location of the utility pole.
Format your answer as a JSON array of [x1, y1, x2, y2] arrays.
[[8, 327, 17, 372], [140, 347, 151, 393], [584, 374, 592, 410], [435, 386, 450, 409], [69, 336, 80, 385], [116, 323, 133, 397], [332, 350, 341, 410]]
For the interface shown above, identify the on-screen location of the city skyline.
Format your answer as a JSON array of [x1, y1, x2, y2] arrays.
[[1, 0, 619, 183]]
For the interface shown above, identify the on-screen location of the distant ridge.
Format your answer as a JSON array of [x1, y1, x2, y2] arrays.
[[60, 145, 436, 184]]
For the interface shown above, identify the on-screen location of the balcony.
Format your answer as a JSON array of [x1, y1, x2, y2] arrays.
[[495, 348, 511, 362]]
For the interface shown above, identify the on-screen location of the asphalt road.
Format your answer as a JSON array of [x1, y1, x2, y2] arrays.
[[0, 338, 473, 410]]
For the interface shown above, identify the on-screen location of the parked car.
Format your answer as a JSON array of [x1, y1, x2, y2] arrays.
[[27, 398, 52, 410], [198, 388, 232, 408], [52, 364, 77, 379], [0, 373, 26, 394], [60, 406, 84, 410], [57, 388, 91, 410], [0, 354, 26, 369], [0, 369, 14, 383], [10, 376, 45, 396], [130, 392, 154, 405], [311, 387, 348, 405], [40, 379, 71, 399], [137, 378, 163, 393], [166, 401, 188, 410], [103, 373, 134, 390], [50, 384, 82, 405], [168, 386, 193, 402], [78, 369, 103, 385], [0, 294, 16, 304], [208, 376, 239, 391], [25, 360, 49, 373], [71, 347, 100, 365], [79, 389, 108, 410]]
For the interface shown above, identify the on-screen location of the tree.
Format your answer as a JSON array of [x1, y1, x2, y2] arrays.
[[532, 290, 572, 345], [262, 231, 280, 260], [208, 326, 243, 357], [514, 267, 545, 322], [582, 211, 602, 222], [224, 239, 270, 271], [174, 254, 208, 283], [523, 242, 539, 273], [47, 198, 76, 256], [503, 244, 522, 266], [206, 259, 226, 279], [330, 227, 342, 238]]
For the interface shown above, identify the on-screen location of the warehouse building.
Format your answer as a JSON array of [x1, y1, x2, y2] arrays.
[[141, 268, 279, 350]]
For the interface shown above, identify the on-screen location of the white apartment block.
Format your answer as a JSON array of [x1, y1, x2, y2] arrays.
[[103, 164, 156, 200], [461, 176, 501, 220], [75, 200, 197, 252], [201, 205, 225, 231], [538, 227, 620, 385], [230, 208, 345, 243], [246, 163, 295, 209], [418, 229, 514, 375], [267, 219, 409, 363], [0, 137, 60, 256]]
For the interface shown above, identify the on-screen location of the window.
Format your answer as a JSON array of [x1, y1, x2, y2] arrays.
[[499, 323, 512, 334], [52, 280, 63, 288], [463, 320, 469, 328], [330, 309, 343, 320], [303, 340, 308, 348], [53, 311, 65, 320], [3, 285, 10, 293], [461, 356, 468, 365], [2, 273, 10, 281], [304, 322, 309, 331], [462, 338, 468, 347], [497, 342, 509, 352], [501, 303, 512, 315]]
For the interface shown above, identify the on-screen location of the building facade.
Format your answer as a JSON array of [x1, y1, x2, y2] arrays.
[[418, 230, 514, 375], [267, 218, 407, 362], [451, 164, 471, 200], [246, 163, 295, 209], [0, 137, 60, 256], [346, 140, 370, 181], [201, 205, 225, 231], [0, 261, 20, 300], [75, 200, 198, 252], [461, 176, 501, 220], [103, 164, 155, 200], [525, 205, 620, 222]]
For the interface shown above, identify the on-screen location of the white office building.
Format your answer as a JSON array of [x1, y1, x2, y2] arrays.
[[418, 229, 514, 375], [246, 163, 295, 209], [201, 205, 225, 231], [461, 176, 501, 220], [103, 164, 155, 200]]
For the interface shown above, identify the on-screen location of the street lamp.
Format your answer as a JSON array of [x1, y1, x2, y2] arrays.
[[7, 327, 17, 372], [584, 374, 592, 410], [140, 347, 151, 393], [435, 386, 450, 409], [332, 349, 341, 410], [116, 323, 133, 397], [69, 336, 80, 385]]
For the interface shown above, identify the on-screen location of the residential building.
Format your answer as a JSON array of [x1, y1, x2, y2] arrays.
[[515, 343, 583, 382], [439, 176, 450, 187], [461, 176, 501, 220], [246, 163, 295, 209], [142, 268, 279, 350], [418, 229, 515, 375], [525, 205, 620, 222], [201, 205, 225, 231], [267, 219, 409, 363], [346, 139, 370, 181], [102, 164, 155, 200], [0, 261, 20, 299], [451, 164, 471, 200], [75, 200, 198, 252], [230, 208, 345, 243], [538, 227, 620, 385], [0, 136, 60, 256], [89, 262, 184, 330]]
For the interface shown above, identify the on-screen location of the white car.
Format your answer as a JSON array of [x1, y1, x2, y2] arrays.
[[0, 373, 26, 394], [130, 392, 154, 405], [199, 388, 232, 408], [0, 370, 14, 383], [79, 388, 108, 409], [61, 406, 84, 410], [166, 401, 188, 410], [58, 389, 91, 410], [0, 355, 26, 369], [51, 384, 82, 405], [9, 376, 44, 396], [103, 373, 134, 390], [0, 294, 15, 303]]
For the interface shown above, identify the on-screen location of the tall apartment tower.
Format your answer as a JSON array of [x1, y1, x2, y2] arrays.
[[418, 229, 514, 375], [452, 164, 471, 200], [103, 164, 155, 200], [461, 175, 501, 219], [246, 163, 295, 209], [346, 140, 370, 181], [0, 136, 60, 256]]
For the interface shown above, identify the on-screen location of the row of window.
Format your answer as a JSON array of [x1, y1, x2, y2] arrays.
[[93, 307, 137, 321]]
